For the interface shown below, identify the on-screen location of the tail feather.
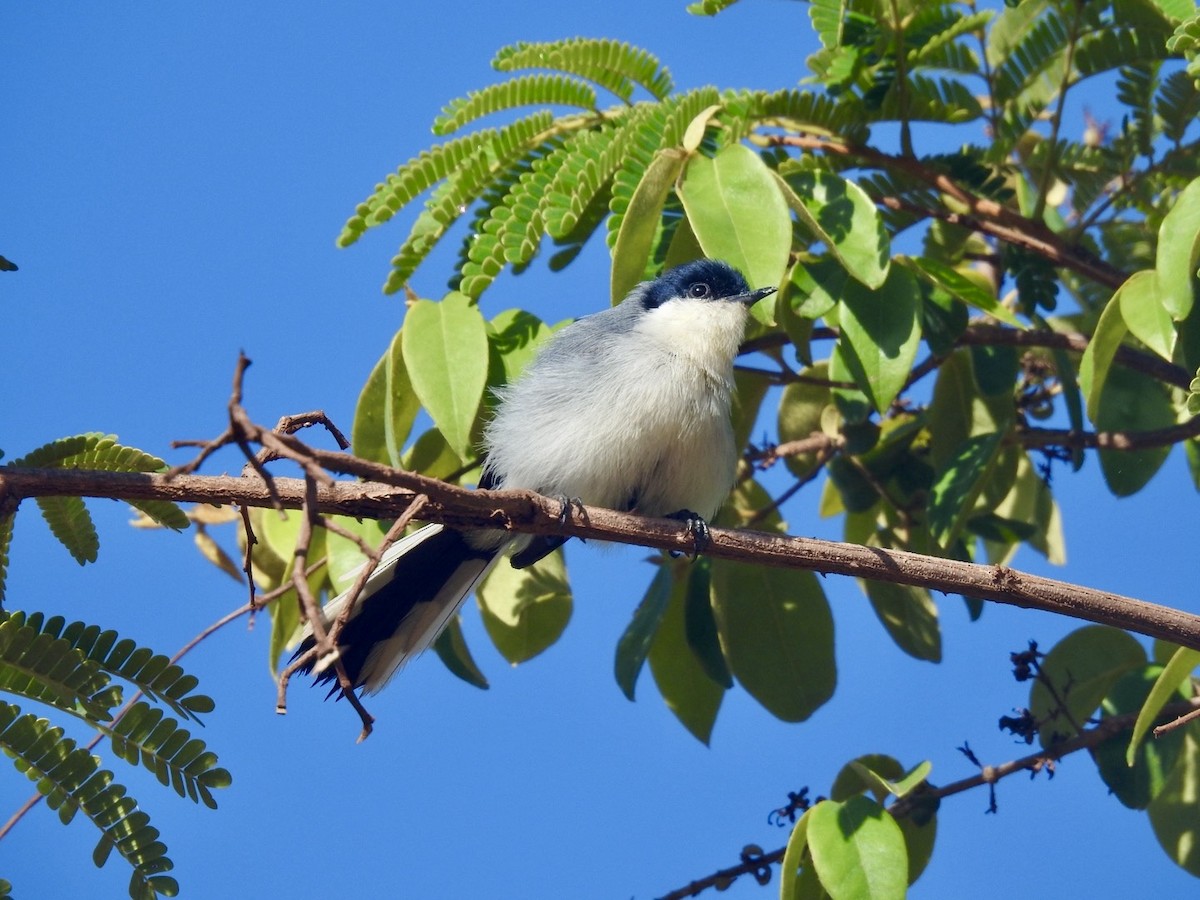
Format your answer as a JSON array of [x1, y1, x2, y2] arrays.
[[294, 524, 498, 694]]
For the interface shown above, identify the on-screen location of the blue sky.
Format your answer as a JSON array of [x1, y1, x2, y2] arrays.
[[4, 3, 1198, 898]]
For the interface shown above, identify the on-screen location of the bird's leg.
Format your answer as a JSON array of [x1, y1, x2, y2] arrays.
[[553, 494, 587, 527], [665, 509, 710, 558]]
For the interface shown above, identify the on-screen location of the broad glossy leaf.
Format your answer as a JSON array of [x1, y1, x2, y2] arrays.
[[1118, 270, 1176, 361], [352, 331, 420, 467], [1148, 733, 1200, 876], [902, 255, 1023, 328], [927, 350, 1011, 473], [1095, 667, 1188, 809], [1079, 293, 1129, 423], [432, 617, 489, 689], [862, 579, 941, 662], [1031, 626, 1146, 748], [615, 565, 673, 701], [611, 149, 686, 305], [780, 808, 813, 900], [402, 428, 467, 482], [1096, 366, 1176, 497], [647, 561, 725, 744], [323, 516, 386, 593], [477, 550, 571, 665], [710, 559, 835, 722], [778, 362, 834, 479], [808, 796, 907, 900], [983, 453, 1066, 566], [776, 170, 891, 289], [927, 431, 1004, 549], [968, 343, 1019, 396], [678, 144, 791, 295], [837, 266, 922, 414], [681, 558, 731, 689], [1156, 175, 1200, 319], [732, 369, 771, 455], [829, 341, 873, 426], [1128, 646, 1200, 766], [830, 754, 940, 887], [401, 293, 489, 460]]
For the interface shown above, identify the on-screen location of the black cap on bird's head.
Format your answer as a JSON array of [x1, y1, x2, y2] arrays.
[[639, 258, 777, 310]]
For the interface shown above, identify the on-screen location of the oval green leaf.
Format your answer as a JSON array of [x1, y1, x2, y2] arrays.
[[611, 148, 686, 305], [615, 564, 674, 701], [477, 550, 571, 665], [401, 293, 489, 460], [678, 144, 791, 294], [647, 561, 726, 744], [837, 266, 923, 414], [1156, 175, 1200, 320], [709, 559, 835, 722], [808, 796, 908, 900], [1095, 666, 1188, 809], [1148, 732, 1200, 876], [775, 169, 891, 289], [1031, 625, 1146, 748], [1096, 365, 1176, 497], [862, 579, 942, 663], [1118, 269, 1177, 361]]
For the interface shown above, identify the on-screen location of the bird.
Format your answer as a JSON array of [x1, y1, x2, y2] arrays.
[[296, 258, 777, 694]]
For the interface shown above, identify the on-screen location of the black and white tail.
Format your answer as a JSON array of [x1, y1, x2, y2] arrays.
[[293, 524, 498, 694]]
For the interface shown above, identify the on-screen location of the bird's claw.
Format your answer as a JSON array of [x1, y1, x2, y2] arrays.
[[666, 509, 710, 558]]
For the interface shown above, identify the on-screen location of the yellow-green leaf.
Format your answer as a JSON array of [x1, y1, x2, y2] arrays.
[[678, 144, 791, 296], [710, 559, 835, 722], [402, 293, 489, 460]]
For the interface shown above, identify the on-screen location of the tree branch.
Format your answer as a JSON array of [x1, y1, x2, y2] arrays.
[[4, 460, 1200, 651]]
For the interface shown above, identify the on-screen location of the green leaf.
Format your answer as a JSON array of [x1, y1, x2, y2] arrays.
[[927, 431, 1005, 549], [776, 169, 890, 289], [489, 309, 554, 387], [1079, 292, 1130, 423], [900, 255, 1023, 328], [432, 74, 597, 135], [1031, 626, 1146, 748], [862, 579, 941, 663], [36, 496, 99, 565], [432, 618, 489, 689], [808, 796, 908, 900], [1148, 732, 1200, 876], [1094, 667, 1188, 809], [614, 565, 673, 701], [780, 807, 813, 900], [1096, 365, 1176, 497], [709, 559, 835, 722], [846, 759, 933, 802], [0, 510, 12, 603], [678, 144, 792, 296], [1118, 270, 1176, 361], [681, 557, 731, 689], [352, 333, 419, 467], [1156, 174, 1200, 319], [126, 500, 188, 532], [1127, 646, 1200, 766], [647, 561, 725, 744], [401, 293, 490, 460], [836, 266, 923, 414], [777, 363, 834, 479], [610, 149, 686, 304], [476, 550, 571, 665]]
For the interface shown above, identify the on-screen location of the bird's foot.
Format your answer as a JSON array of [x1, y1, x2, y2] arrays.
[[666, 509, 710, 558]]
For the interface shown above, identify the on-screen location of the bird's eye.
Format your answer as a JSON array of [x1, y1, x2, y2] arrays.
[[688, 282, 711, 299]]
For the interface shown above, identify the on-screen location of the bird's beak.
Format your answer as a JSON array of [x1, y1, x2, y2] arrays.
[[735, 285, 777, 307]]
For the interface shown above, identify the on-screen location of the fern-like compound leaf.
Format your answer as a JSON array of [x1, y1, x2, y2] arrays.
[[492, 37, 673, 101], [433, 74, 597, 135], [0, 701, 178, 898]]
